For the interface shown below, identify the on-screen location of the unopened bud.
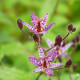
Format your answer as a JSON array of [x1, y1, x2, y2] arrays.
[[68, 24, 73, 31], [65, 59, 72, 68], [76, 35, 80, 43], [73, 64, 78, 72], [72, 38, 76, 43], [72, 28, 76, 32], [55, 35, 62, 46], [33, 34, 39, 43], [17, 18, 23, 30]]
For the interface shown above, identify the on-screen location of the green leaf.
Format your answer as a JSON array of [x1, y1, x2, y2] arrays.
[[1, 42, 27, 55], [0, 11, 12, 24], [39, 0, 56, 20], [0, 66, 34, 80]]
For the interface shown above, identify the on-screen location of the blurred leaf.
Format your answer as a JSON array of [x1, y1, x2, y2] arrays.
[[1, 42, 27, 55], [57, 3, 68, 15], [0, 11, 12, 24], [2, 0, 19, 9], [0, 66, 34, 80], [60, 73, 80, 80], [39, 0, 56, 19], [52, 14, 69, 27], [0, 31, 15, 43], [0, 46, 4, 61]]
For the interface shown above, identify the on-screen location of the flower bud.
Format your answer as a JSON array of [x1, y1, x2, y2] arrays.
[[17, 18, 23, 30], [72, 38, 76, 43], [55, 35, 62, 46], [72, 28, 76, 32], [73, 64, 78, 72], [68, 24, 73, 31], [65, 59, 72, 68], [33, 34, 39, 43], [76, 35, 80, 43]]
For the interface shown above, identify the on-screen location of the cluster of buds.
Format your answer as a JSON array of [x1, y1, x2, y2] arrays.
[[72, 35, 80, 43], [17, 13, 78, 80], [68, 24, 76, 33]]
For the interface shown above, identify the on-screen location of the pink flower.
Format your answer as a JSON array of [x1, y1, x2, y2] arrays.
[[46, 38, 73, 60], [22, 13, 55, 34], [29, 46, 63, 77]]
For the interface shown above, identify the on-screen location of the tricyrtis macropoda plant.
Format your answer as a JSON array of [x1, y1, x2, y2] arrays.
[[17, 13, 80, 80]]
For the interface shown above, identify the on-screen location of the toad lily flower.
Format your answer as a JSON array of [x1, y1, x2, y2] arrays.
[[29, 46, 63, 77], [46, 38, 73, 58], [22, 13, 55, 34]]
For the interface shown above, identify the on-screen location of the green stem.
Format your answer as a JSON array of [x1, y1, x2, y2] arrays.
[[68, 68, 72, 80], [57, 70, 60, 80], [36, 72, 43, 80]]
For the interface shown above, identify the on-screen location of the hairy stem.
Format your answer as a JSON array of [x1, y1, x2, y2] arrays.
[[21, 30, 33, 40], [57, 70, 60, 80], [63, 32, 69, 41], [68, 68, 72, 80], [44, 45, 56, 53], [36, 72, 43, 80]]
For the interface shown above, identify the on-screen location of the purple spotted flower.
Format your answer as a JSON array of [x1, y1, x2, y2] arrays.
[[22, 13, 55, 34], [29, 46, 63, 77], [46, 38, 73, 59]]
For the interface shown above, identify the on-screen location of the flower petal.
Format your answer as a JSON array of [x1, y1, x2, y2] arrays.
[[29, 56, 41, 66], [44, 23, 55, 31], [50, 63, 63, 68], [58, 53, 68, 57], [31, 13, 39, 27], [40, 13, 48, 27], [22, 21, 33, 29], [46, 38, 54, 48], [48, 50, 57, 62], [61, 42, 73, 52], [38, 46, 45, 57], [33, 67, 44, 73], [45, 68, 53, 77], [29, 29, 36, 33]]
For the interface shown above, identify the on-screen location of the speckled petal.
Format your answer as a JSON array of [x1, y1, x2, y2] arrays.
[[22, 21, 33, 29], [45, 68, 53, 77], [50, 63, 63, 68], [29, 28, 36, 33], [31, 13, 39, 27], [40, 13, 48, 27], [58, 53, 68, 57], [44, 23, 55, 31], [38, 46, 45, 57], [48, 50, 57, 62], [33, 67, 44, 73], [46, 38, 54, 48], [61, 42, 73, 52], [29, 56, 41, 66]]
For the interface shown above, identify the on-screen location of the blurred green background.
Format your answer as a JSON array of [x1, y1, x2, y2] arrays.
[[0, 0, 80, 80]]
